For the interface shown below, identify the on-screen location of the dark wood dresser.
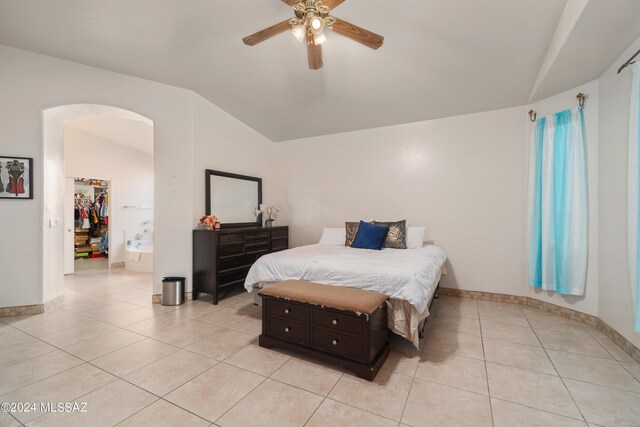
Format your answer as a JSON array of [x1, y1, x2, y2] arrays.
[[192, 226, 288, 304]]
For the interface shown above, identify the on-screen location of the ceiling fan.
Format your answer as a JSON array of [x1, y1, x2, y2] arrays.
[[243, 0, 384, 70]]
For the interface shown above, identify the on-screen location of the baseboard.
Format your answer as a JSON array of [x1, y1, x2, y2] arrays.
[[440, 287, 639, 364], [0, 294, 65, 318], [597, 319, 640, 364], [152, 292, 193, 304]]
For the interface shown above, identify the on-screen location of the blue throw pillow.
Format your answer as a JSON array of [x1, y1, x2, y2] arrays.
[[351, 220, 389, 250]]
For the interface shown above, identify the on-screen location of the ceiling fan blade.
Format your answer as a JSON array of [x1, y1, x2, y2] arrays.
[[243, 20, 292, 46], [281, 0, 301, 6], [307, 34, 324, 70], [323, 0, 346, 10], [330, 18, 384, 50]]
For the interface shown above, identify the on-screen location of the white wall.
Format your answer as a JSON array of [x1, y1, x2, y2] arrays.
[[598, 34, 640, 348], [274, 106, 530, 297], [0, 44, 274, 308], [42, 114, 65, 303], [525, 80, 600, 315], [64, 126, 154, 265], [3, 38, 639, 347], [192, 94, 274, 226], [274, 83, 601, 316]]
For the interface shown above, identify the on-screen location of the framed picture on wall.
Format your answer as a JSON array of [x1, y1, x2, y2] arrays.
[[0, 156, 33, 200]]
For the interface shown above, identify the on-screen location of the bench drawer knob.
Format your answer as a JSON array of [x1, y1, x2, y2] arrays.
[[285, 327, 290, 333], [332, 339, 338, 345], [284, 309, 290, 314], [332, 319, 338, 325]]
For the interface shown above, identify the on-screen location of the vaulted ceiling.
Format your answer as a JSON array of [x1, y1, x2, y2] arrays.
[[1, 0, 640, 141]]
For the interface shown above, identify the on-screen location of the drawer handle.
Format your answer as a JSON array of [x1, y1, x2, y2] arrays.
[[285, 327, 290, 333], [332, 339, 338, 346], [284, 309, 290, 314], [332, 319, 338, 325]]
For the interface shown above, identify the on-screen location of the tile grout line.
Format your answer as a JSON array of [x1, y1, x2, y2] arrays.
[[477, 301, 496, 427], [7, 411, 23, 427], [488, 396, 589, 423], [396, 372, 416, 425], [301, 370, 346, 426], [620, 362, 640, 386], [7, 272, 640, 425], [211, 364, 270, 425], [524, 311, 590, 425]]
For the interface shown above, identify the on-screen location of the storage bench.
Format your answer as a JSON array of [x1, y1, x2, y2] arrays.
[[258, 280, 390, 381]]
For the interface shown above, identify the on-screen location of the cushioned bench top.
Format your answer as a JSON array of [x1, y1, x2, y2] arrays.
[[258, 280, 388, 315]]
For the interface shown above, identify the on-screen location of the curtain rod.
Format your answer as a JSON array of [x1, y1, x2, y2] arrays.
[[618, 48, 640, 74], [528, 93, 585, 122]]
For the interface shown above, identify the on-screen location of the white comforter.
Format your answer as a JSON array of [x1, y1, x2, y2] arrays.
[[244, 244, 447, 313]]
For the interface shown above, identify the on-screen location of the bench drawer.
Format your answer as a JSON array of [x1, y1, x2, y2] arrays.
[[312, 327, 363, 360], [267, 299, 310, 323], [267, 317, 309, 345], [312, 308, 363, 336]]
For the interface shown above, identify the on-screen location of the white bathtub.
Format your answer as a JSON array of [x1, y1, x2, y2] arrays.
[[125, 246, 153, 273]]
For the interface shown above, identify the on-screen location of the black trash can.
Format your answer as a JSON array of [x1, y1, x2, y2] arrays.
[[162, 277, 186, 306]]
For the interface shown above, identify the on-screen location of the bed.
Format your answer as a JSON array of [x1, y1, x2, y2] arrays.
[[244, 243, 447, 347]]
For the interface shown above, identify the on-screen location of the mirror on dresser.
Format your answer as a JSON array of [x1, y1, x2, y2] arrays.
[[205, 169, 262, 228]]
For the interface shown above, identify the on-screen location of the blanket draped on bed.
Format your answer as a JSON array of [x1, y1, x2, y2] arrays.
[[244, 244, 447, 346]]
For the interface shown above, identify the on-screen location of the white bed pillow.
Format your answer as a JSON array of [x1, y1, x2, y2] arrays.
[[406, 227, 426, 249], [319, 228, 346, 246]]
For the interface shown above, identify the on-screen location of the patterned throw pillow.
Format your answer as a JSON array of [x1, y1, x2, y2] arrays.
[[374, 220, 407, 249], [345, 221, 360, 247]]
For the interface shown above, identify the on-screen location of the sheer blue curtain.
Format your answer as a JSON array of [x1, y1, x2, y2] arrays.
[[628, 63, 640, 332], [528, 107, 588, 296]]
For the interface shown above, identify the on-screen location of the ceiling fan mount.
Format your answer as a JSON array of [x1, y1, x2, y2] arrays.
[[243, 0, 384, 70]]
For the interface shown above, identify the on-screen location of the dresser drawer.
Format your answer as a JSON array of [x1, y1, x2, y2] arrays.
[[246, 231, 270, 240], [246, 241, 270, 254], [219, 242, 244, 257], [271, 228, 288, 239], [219, 266, 251, 286], [219, 233, 244, 244], [312, 309, 363, 336], [219, 254, 255, 272], [312, 327, 363, 360], [267, 299, 310, 323], [272, 238, 288, 251], [267, 316, 309, 345]]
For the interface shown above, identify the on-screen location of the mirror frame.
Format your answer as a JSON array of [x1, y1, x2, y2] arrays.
[[205, 169, 263, 228]]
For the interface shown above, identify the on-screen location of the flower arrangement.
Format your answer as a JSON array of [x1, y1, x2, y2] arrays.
[[255, 204, 280, 227], [200, 215, 219, 230]]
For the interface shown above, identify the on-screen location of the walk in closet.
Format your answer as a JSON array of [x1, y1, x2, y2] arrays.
[[74, 178, 109, 260]]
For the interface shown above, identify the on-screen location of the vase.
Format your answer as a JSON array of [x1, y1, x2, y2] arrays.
[[203, 223, 214, 231], [265, 219, 274, 228]]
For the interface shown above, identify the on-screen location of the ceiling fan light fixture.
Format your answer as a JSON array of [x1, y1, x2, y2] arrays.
[[243, 0, 384, 70], [314, 31, 327, 45], [292, 24, 306, 42], [310, 16, 324, 34]]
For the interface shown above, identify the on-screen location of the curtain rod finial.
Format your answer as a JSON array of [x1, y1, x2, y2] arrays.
[[528, 110, 537, 122]]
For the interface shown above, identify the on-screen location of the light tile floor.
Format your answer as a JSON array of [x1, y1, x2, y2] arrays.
[[1, 261, 640, 426]]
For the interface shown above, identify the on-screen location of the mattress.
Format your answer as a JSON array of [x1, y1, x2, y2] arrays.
[[244, 243, 447, 317]]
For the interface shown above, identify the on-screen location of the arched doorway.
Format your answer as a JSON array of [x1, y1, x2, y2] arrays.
[[43, 104, 154, 305]]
